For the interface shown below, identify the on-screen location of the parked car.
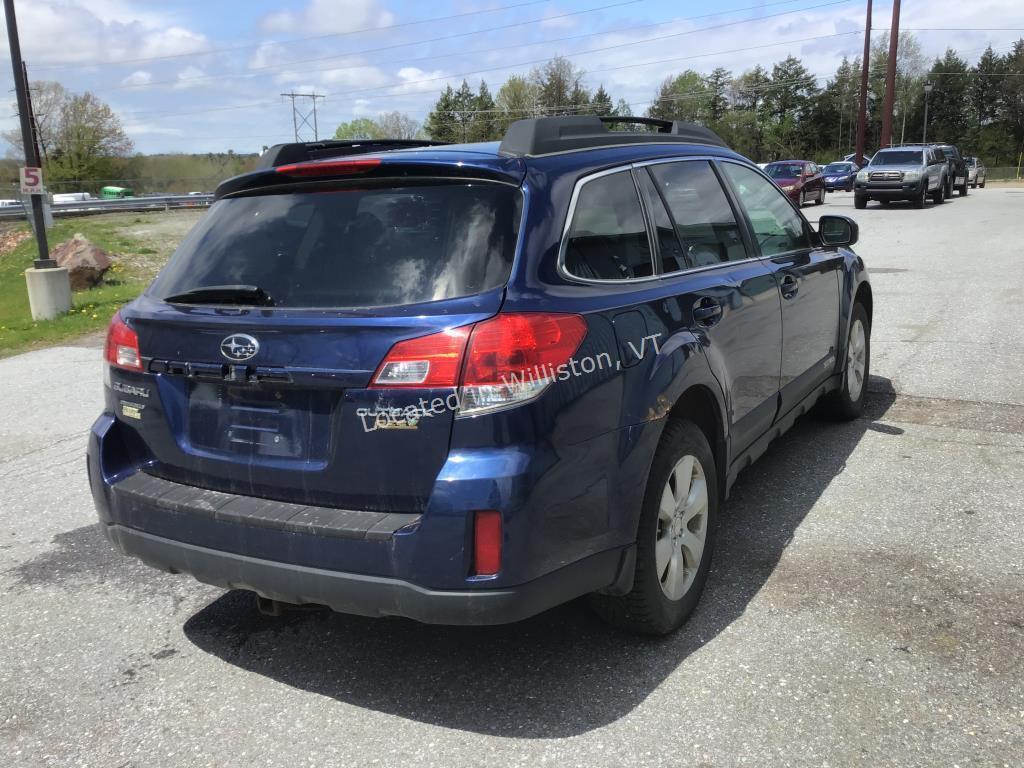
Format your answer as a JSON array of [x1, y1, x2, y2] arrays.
[[966, 156, 986, 188], [932, 143, 969, 197], [763, 160, 825, 206], [854, 145, 948, 209], [822, 161, 859, 192], [52, 192, 93, 204], [88, 117, 872, 635]]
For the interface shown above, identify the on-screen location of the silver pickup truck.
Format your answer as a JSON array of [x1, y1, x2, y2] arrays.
[[853, 146, 948, 209]]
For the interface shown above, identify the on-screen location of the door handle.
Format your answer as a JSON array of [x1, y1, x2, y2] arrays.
[[780, 274, 799, 299], [692, 298, 723, 325]]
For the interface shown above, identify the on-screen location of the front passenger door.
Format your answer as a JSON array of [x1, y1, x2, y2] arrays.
[[719, 161, 842, 417]]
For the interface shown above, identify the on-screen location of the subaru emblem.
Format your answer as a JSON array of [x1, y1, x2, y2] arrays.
[[220, 334, 259, 362]]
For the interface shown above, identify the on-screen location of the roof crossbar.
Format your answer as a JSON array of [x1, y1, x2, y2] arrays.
[[497, 116, 728, 157]]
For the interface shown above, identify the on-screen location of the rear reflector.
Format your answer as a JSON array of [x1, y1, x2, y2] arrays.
[[370, 326, 471, 388], [370, 312, 587, 416], [105, 312, 142, 371], [275, 158, 382, 177], [472, 510, 502, 576]]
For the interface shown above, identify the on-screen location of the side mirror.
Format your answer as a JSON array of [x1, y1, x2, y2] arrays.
[[818, 215, 858, 248]]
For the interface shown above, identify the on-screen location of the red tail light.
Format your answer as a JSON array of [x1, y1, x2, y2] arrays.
[[472, 510, 502, 576], [105, 312, 142, 371], [370, 326, 471, 388], [370, 313, 587, 415], [462, 313, 588, 386], [275, 158, 382, 177]]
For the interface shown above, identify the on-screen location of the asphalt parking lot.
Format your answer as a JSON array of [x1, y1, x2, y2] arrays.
[[1, 188, 1022, 767]]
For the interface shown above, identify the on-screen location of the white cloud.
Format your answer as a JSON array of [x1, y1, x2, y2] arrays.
[[120, 70, 152, 87], [260, 0, 395, 36], [174, 65, 206, 90]]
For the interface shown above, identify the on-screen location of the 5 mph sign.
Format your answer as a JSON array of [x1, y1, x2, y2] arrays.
[[20, 166, 43, 194]]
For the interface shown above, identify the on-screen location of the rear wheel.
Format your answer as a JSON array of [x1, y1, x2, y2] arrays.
[[980, 177, 986, 188], [822, 302, 870, 420], [931, 181, 943, 205], [590, 420, 718, 635], [944, 177, 952, 199], [959, 177, 968, 196], [798, 190, 805, 207], [814, 188, 824, 205], [854, 195, 867, 209]]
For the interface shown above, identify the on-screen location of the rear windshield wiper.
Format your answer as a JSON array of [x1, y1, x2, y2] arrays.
[[163, 284, 275, 307]]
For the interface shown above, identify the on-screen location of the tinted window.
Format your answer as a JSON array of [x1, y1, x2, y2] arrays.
[[872, 150, 924, 165], [825, 163, 854, 173], [765, 163, 805, 179], [564, 171, 653, 280], [636, 172, 686, 273], [151, 182, 521, 308], [721, 163, 809, 257], [648, 161, 748, 266]]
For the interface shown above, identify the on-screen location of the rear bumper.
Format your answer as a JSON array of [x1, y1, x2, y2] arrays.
[[102, 523, 625, 624], [88, 412, 643, 624]]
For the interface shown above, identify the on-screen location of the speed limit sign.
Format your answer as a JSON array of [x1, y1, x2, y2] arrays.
[[20, 166, 43, 194]]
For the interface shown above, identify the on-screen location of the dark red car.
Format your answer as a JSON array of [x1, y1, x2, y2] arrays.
[[763, 160, 825, 206]]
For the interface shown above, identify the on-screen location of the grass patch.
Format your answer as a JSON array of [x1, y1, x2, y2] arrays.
[[0, 210, 202, 358]]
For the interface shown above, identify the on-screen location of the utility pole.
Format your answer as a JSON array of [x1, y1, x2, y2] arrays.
[[854, 0, 872, 166], [5, 0, 51, 268], [879, 0, 901, 148], [280, 92, 325, 142], [5, 0, 71, 320]]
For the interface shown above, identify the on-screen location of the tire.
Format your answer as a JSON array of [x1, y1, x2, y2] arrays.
[[798, 190, 805, 207], [589, 419, 718, 636], [821, 302, 870, 421], [814, 188, 824, 205], [879, 199, 891, 207], [931, 181, 943, 205], [854, 195, 867, 210], [944, 177, 952, 199], [959, 177, 968, 196], [980, 178, 986, 188]]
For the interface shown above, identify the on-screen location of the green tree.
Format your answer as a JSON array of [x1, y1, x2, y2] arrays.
[[495, 74, 537, 131], [531, 56, 587, 115], [590, 85, 614, 116], [333, 118, 383, 140], [470, 80, 497, 141], [705, 67, 732, 122], [926, 48, 971, 145], [426, 85, 459, 142], [647, 70, 705, 122], [47, 92, 133, 182]]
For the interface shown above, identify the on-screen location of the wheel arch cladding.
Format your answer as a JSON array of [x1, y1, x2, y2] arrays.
[[668, 385, 727, 502], [855, 281, 873, 328]]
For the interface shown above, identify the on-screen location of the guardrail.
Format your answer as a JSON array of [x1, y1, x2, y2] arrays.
[[0, 194, 214, 222]]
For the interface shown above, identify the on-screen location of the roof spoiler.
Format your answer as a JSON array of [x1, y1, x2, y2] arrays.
[[257, 139, 450, 169], [498, 116, 729, 157]]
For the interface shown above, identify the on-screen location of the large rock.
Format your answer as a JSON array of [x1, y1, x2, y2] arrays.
[[50, 234, 114, 291]]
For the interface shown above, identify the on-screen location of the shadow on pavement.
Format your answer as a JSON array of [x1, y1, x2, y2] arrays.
[[183, 377, 898, 738]]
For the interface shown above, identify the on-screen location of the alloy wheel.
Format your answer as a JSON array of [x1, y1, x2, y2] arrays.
[[846, 318, 867, 401], [656, 455, 709, 600]]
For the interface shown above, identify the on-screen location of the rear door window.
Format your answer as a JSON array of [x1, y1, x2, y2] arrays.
[[564, 170, 654, 280], [647, 160, 749, 267], [150, 181, 522, 309], [720, 163, 809, 258]]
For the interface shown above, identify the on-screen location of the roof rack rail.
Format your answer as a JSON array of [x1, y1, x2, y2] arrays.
[[497, 116, 728, 157], [257, 139, 449, 169]]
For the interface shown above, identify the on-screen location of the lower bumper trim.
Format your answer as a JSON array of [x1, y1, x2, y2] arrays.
[[104, 524, 626, 625]]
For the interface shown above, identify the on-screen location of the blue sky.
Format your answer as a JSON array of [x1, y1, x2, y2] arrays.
[[2, 0, 1023, 154]]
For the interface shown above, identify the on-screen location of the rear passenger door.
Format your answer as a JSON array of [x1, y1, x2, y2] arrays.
[[718, 161, 842, 416], [635, 159, 783, 455]]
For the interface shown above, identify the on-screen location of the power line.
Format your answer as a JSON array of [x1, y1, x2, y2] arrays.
[[28, 0, 561, 70], [96, 0, 845, 95]]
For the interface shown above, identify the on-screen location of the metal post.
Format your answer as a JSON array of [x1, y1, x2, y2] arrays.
[[4, 0, 53, 268], [854, 0, 872, 167], [879, 0, 901, 148], [922, 83, 933, 143]]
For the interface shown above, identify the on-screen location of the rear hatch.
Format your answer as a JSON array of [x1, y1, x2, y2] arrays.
[[118, 159, 524, 512]]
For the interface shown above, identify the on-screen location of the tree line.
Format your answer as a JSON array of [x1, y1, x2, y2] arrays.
[[408, 37, 1024, 165]]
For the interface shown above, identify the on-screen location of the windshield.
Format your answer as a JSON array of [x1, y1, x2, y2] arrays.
[[966, 157, 977, 166], [764, 163, 804, 179], [150, 181, 522, 309], [871, 151, 923, 166], [824, 163, 854, 174]]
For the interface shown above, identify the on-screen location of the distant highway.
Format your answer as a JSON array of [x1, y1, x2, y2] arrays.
[[0, 194, 213, 222]]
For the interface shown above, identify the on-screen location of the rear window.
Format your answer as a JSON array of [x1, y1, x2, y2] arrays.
[[764, 163, 804, 179], [149, 182, 522, 309]]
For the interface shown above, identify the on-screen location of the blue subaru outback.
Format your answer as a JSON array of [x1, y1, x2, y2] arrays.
[[88, 116, 871, 635]]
